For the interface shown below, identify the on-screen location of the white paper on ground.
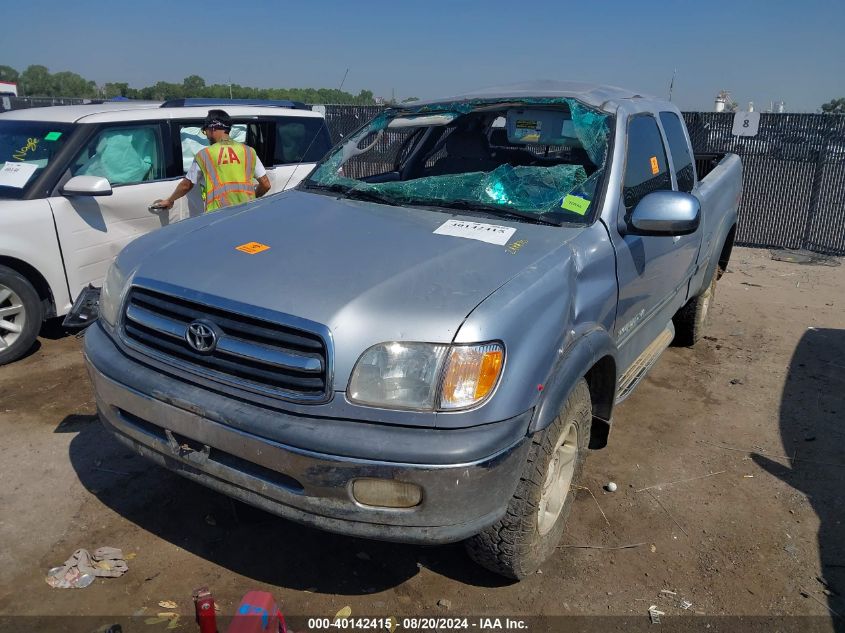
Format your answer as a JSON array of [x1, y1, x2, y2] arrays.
[[433, 219, 516, 245], [0, 161, 38, 188]]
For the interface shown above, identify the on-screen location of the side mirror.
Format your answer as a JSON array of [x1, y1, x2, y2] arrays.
[[61, 175, 113, 197], [628, 190, 700, 236]]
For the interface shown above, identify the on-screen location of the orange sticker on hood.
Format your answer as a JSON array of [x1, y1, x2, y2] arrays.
[[649, 156, 659, 175], [235, 241, 270, 254]]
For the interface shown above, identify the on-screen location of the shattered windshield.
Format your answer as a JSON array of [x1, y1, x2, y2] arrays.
[[0, 121, 74, 199], [303, 97, 612, 224]]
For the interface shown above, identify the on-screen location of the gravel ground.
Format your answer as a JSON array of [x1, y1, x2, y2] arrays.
[[0, 247, 842, 632]]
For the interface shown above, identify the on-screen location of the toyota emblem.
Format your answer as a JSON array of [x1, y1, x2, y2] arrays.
[[185, 320, 218, 353]]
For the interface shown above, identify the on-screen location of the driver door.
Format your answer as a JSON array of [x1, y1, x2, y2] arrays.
[[48, 122, 185, 300]]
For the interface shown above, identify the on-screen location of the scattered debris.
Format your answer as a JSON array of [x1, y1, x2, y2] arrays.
[[437, 599, 452, 610], [334, 606, 352, 622], [648, 605, 665, 624], [680, 600, 693, 610], [571, 485, 610, 526], [698, 440, 845, 468], [46, 547, 128, 589], [740, 282, 763, 288], [650, 544, 657, 553], [646, 490, 689, 537], [145, 613, 180, 629], [605, 482, 618, 492], [770, 248, 841, 267], [158, 601, 177, 609], [558, 543, 646, 550], [636, 471, 727, 493], [660, 589, 677, 596], [743, 475, 754, 478], [730, 378, 744, 385], [800, 587, 844, 619]]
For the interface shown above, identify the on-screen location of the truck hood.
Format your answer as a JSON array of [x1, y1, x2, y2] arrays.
[[129, 190, 583, 378]]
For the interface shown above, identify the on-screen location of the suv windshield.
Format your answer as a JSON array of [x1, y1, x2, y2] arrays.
[[302, 98, 611, 224], [0, 121, 73, 199]]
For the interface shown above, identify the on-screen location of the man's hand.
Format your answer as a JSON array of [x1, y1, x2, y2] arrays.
[[150, 198, 174, 211], [255, 175, 271, 198]]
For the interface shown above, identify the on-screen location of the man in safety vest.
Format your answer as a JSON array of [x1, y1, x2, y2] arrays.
[[153, 109, 271, 213]]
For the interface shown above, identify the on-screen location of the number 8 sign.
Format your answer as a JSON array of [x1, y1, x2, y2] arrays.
[[732, 111, 760, 137]]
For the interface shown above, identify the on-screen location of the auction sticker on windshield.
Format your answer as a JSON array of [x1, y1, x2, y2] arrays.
[[0, 161, 38, 188], [434, 220, 516, 245]]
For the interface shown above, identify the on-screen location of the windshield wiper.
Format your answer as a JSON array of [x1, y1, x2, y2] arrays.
[[301, 181, 345, 194], [342, 187, 398, 206], [431, 200, 563, 226], [302, 182, 398, 206]]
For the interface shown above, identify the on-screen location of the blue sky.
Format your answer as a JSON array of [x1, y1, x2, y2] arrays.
[[4, 0, 844, 111]]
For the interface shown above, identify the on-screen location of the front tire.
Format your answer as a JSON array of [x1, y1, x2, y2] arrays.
[[465, 379, 592, 579], [0, 266, 43, 366]]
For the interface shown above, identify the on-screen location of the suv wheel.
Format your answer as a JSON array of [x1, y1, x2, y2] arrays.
[[0, 266, 43, 365]]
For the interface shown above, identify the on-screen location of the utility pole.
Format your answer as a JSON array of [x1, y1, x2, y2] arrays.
[[668, 68, 677, 101], [228, 78, 233, 99]]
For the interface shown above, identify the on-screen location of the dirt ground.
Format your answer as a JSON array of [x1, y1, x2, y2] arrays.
[[0, 246, 843, 631]]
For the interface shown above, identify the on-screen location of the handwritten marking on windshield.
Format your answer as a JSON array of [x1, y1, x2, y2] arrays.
[[13, 137, 39, 161]]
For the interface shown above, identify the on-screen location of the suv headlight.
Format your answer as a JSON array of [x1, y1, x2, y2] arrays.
[[348, 342, 504, 411], [99, 261, 128, 328]]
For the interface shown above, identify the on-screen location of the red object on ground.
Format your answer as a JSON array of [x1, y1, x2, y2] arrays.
[[227, 591, 287, 633], [193, 586, 219, 633]]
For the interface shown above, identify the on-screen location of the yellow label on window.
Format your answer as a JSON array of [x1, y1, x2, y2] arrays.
[[561, 195, 591, 215], [650, 156, 659, 175], [235, 241, 270, 254]]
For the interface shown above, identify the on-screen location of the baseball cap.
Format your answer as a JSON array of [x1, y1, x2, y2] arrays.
[[201, 109, 233, 131]]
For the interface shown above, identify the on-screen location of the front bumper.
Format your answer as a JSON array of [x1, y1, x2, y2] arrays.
[[84, 323, 532, 544]]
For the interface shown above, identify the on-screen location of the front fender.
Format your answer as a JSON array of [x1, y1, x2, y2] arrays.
[[529, 326, 618, 436]]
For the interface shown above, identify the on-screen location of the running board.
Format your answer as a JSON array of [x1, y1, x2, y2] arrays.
[[615, 324, 675, 403]]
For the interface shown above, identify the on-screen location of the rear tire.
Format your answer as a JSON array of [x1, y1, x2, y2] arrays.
[[673, 263, 719, 347], [465, 379, 592, 579], [0, 266, 43, 366]]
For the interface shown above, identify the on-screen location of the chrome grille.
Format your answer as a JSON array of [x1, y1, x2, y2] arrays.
[[122, 286, 328, 401]]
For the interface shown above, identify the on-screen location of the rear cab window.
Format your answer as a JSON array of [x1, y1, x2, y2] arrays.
[[659, 112, 696, 192], [0, 121, 74, 198], [623, 115, 672, 211]]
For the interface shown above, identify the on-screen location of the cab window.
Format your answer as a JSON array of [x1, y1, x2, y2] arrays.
[[659, 112, 696, 193], [178, 123, 248, 173], [272, 118, 331, 165], [623, 115, 672, 210], [71, 124, 165, 186]]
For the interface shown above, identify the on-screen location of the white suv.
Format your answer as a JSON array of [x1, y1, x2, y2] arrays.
[[0, 99, 332, 364]]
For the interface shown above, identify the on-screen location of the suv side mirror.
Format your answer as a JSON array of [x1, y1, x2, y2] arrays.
[[61, 176, 113, 197], [628, 190, 700, 236]]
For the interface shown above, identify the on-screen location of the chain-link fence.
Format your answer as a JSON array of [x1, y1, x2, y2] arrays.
[[683, 112, 845, 256]]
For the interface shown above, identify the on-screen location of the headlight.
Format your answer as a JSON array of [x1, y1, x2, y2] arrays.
[[99, 261, 128, 328], [348, 342, 504, 411], [439, 343, 504, 410]]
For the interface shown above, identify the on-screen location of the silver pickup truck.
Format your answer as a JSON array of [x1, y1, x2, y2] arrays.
[[83, 82, 741, 579]]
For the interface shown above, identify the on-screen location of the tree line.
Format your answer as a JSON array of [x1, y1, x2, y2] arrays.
[[0, 64, 376, 104]]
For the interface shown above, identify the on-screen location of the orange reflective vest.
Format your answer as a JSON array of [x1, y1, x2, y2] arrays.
[[194, 139, 257, 212]]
